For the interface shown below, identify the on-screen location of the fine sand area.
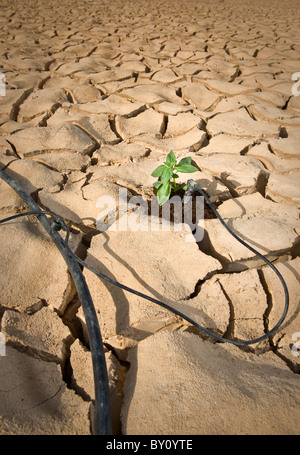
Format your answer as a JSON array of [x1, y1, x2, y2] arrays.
[[0, 0, 300, 435]]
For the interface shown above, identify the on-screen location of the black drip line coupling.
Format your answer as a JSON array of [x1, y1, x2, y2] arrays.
[[0, 170, 289, 435]]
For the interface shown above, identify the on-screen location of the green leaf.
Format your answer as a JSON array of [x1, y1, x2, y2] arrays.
[[165, 150, 176, 166], [160, 166, 173, 182], [157, 180, 171, 206], [174, 163, 198, 173], [172, 173, 179, 179], [151, 165, 167, 178], [153, 181, 163, 189], [178, 157, 192, 165]]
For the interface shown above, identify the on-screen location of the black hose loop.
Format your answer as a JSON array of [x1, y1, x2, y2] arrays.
[[184, 178, 289, 346], [0, 171, 289, 360]]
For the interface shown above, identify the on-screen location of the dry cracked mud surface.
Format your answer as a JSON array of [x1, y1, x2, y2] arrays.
[[0, 0, 300, 435]]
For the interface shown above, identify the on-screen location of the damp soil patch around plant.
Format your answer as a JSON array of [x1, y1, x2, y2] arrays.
[[148, 187, 220, 225]]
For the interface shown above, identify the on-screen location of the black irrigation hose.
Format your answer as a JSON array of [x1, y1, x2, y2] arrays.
[[0, 168, 112, 436], [0, 169, 289, 348], [184, 178, 290, 345], [73, 180, 289, 347], [0, 170, 290, 419]]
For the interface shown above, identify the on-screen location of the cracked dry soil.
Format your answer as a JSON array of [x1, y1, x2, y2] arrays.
[[0, 0, 300, 435]]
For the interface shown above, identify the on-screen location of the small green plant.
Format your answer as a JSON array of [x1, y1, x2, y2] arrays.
[[151, 151, 198, 206]]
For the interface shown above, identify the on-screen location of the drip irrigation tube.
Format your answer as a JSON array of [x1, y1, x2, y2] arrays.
[[0, 170, 290, 430], [183, 179, 290, 345], [0, 168, 112, 436]]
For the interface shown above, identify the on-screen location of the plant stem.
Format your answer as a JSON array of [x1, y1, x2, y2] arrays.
[[173, 175, 178, 192]]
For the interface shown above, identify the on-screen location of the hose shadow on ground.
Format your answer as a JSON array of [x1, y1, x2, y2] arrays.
[[85, 228, 223, 338]]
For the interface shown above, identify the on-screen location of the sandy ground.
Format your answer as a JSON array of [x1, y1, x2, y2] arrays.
[[0, 0, 300, 436]]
